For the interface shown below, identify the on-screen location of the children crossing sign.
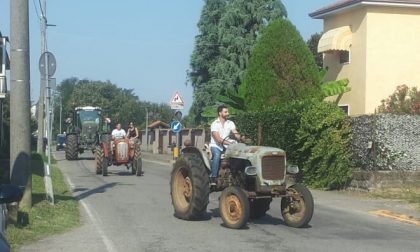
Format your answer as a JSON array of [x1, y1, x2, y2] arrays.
[[170, 91, 184, 110]]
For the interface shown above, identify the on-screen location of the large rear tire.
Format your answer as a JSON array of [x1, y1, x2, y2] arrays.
[[65, 134, 78, 160], [281, 184, 314, 228], [132, 144, 143, 176], [170, 153, 209, 220], [249, 198, 272, 219], [219, 186, 250, 229], [95, 147, 104, 174]]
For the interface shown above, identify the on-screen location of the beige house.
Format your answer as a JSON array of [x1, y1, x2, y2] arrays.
[[310, 0, 420, 115]]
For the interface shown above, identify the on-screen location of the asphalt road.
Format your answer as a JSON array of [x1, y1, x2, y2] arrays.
[[19, 151, 420, 252]]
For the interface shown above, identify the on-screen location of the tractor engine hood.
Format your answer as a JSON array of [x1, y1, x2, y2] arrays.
[[225, 143, 286, 164]]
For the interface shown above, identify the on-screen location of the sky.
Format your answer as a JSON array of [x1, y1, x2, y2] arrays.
[[0, 0, 335, 114]]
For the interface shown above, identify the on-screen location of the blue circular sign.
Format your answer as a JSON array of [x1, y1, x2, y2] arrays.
[[171, 121, 182, 133]]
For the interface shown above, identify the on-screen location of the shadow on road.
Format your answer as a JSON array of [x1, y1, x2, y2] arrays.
[[77, 157, 95, 161], [74, 182, 119, 201]]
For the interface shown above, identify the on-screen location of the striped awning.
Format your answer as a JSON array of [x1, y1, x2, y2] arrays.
[[318, 26, 352, 53]]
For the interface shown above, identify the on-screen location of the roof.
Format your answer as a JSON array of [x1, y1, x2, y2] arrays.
[[148, 120, 170, 129], [310, 0, 420, 19]]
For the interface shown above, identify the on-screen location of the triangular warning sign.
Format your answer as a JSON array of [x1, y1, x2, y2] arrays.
[[170, 91, 184, 105]]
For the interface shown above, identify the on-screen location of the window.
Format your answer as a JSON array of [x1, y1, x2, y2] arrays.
[[339, 51, 350, 64], [339, 105, 350, 115]]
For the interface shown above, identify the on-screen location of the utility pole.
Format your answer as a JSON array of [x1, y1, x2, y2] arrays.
[[36, 0, 47, 153], [10, 0, 32, 208]]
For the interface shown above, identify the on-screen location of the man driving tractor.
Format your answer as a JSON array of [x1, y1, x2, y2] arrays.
[[209, 105, 243, 186], [112, 123, 126, 140]]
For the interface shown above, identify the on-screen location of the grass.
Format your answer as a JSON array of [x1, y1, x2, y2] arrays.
[[5, 153, 80, 250], [342, 183, 420, 211], [369, 183, 420, 210]]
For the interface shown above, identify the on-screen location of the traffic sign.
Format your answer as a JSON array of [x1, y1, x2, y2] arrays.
[[174, 110, 182, 121], [171, 120, 182, 133], [39, 51, 56, 76], [170, 91, 184, 110]]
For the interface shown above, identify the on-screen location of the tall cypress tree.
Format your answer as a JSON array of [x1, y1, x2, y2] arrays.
[[188, 0, 287, 125], [242, 19, 322, 111]]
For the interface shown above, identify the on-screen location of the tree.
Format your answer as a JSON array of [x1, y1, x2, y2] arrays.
[[188, 0, 287, 124], [242, 19, 322, 110], [377, 84, 420, 115], [188, 0, 227, 125], [307, 32, 323, 69], [56, 78, 173, 132]]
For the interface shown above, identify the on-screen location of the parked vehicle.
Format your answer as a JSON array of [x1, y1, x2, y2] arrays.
[[56, 134, 66, 151], [0, 184, 23, 252], [170, 136, 314, 229]]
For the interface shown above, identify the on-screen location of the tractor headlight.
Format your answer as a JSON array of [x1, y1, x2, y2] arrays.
[[287, 165, 299, 174], [245, 166, 257, 176]]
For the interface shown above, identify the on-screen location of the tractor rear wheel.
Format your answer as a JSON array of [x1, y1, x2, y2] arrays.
[[65, 134, 78, 160], [133, 145, 143, 176], [170, 153, 209, 220], [249, 198, 272, 219], [219, 186, 250, 229], [95, 147, 106, 174]]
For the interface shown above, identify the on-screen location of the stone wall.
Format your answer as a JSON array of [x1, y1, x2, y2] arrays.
[[141, 128, 206, 154], [351, 114, 420, 171]]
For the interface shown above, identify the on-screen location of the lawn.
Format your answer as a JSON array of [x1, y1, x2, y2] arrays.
[[5, 153, 80, 250], [369, 183, 420, 210]]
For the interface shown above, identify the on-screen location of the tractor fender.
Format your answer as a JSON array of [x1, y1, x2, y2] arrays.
[[102, 142, 110, 158], [181, 147, 211, 172]]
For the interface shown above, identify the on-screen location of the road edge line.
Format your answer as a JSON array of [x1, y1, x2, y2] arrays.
[[369, 210, 420, 227], [64, 176, 118, 252]]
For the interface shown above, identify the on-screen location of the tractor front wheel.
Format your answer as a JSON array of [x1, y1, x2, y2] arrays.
[[281, 184, 314, 228], [219, 186, 250, 229], [65, 134, 78, 160]]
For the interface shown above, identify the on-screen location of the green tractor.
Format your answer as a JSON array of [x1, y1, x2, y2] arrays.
[[65, 106, 111, 160]]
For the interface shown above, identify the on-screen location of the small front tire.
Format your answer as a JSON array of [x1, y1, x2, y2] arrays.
[[219, 186, 250, 229], [281, 184, 314, 228]]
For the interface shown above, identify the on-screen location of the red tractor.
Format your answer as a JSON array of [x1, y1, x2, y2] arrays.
[[95, 137, 143, 176]]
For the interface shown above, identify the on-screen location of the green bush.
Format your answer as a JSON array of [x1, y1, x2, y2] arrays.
[[236, 100, 353, 190], [236, 100, 314, 162], [295, 102, 353, 189], [241, 19, 322, 111]]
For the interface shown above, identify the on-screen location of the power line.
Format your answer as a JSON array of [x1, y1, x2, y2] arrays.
[[38, 0, 45, 18], [32, 0, 40, 20]]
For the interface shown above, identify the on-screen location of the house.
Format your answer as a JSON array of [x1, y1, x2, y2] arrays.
[[310, 0, 420, 115], [0, 31, 10, 99]]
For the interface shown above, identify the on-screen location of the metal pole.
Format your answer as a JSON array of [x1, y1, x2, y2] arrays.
[[10, 0, 32, 208], [37, 0, 47, 153], [145, 107, 148, 152], [59, 95, 62, 134]]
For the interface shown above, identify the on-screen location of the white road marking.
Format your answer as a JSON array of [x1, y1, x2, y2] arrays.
[[142, 158, 173, 167], [65, 177, 118, 252]]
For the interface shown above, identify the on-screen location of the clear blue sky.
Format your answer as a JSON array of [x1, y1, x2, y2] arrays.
[[0, 0, 335, 113]]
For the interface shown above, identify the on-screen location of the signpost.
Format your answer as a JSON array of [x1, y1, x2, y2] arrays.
[[170, 91, 185, 159], [171, 120, 182, 158]]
